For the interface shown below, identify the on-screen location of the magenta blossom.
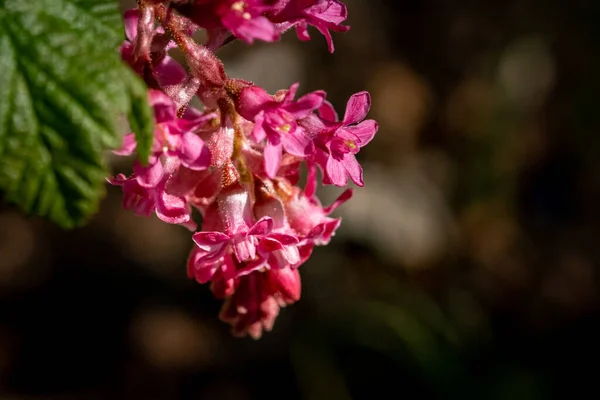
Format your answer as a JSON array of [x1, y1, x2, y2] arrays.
[[236, 83, 325, 178], [268, 0, 349, 52], [111, 0, 375, 339], [109, 90, 212, 228], [188, 246, 236, 286], [191, 168, 274, 265], [249, 184, 302, 270], [121, 9, 187, 87], [284, 180, 353, 246], [107, 162, 195, 228], [306, 91, 378, 187], [115, 90, 213, 189], [174, 0, 278, 45], [218, 266, 301, 339]]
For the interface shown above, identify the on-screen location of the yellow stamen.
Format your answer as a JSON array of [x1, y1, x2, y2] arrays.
[[231, 1, 245, 12], [345, 140, 356, 149]]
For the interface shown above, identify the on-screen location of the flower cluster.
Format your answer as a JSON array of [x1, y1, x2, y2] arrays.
[[110, 0, 377, 339]]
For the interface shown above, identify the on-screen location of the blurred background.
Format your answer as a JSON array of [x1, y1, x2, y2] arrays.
[[2, 0, 600, 398]]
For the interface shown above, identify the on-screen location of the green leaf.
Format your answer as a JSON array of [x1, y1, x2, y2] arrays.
[[0, 0, 154, 228], [125, 69, 154, 164]]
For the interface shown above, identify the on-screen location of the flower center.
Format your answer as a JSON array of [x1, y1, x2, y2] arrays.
[[278, 123, 292, 133], [158, 125, 175, 153], [345, 139, 356, 150], [231, 1, 251, 19]]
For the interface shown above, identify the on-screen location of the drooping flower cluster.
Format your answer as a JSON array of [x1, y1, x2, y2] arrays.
[[110, 0, 377, 339]]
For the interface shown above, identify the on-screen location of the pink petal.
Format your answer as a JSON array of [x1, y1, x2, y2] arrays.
[[325, 156, 348, 186], [285, 90, 326, 119], [248, 216, 274, 236], [106, 173, 127, 187], [311, 0, 348, 24], [113, 133, 137, 156], [251, 111, 267, 143], [237, 256, 268, 277], [329, 136, 355, 155], [156, 191, 190, 224], [321, 219, 342, 244], [237, 86, 274, 120], [307, 218, 341, 245], [124, 9, 139, 41], [343, 119, 378, 146], [298, 113, 336, 139], [166, 167, 210, 197], [268, 233, 299, 246], [134, 160, 164, 188], [132, 195, 155, 217], [294, 22, 311, 41], [323, 188, 353, 214], [306, 223, 325, 240], [188, 248, 220, 284], [282, 127, 312, 157], [277, 245, 301, 265], [120, 41, 134, 64], [343, 91, 371, 125], [182, 107, 217, 125], [264, 141, 283, 179], [211, 255, 237, 298], [154, 56, 188, 87], [227, 15, 278, 43], [315, 23, 335, 53], [266, 267, 301, 302], [192, 231, 231, 261], [233, 235, 256, 262], [258, 237, 285, 252], [179, 219, 198, 232], [304, 162, 318, 198], [193, 231, 231, 247], [149, 90, 177, 123], [205, 27, 234, 51], [179, 131, 211, 170], [192, 261, 220, 284], [193, 169, 221, 199], [318, 100, 339, 122], [283, 82, 300, 104], [342, 153, 364, 186], [296, 243, 314, 267]]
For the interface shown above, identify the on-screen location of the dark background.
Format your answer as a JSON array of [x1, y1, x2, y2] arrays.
[[2, 0, 600, 398]]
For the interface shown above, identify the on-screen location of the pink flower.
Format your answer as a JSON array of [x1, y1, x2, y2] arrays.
[[249, 182, 302, 270], [236, 83, 324, 178], [188, 246, 236, 286], [107, 174, 156, 217], [191, 215, 272, 264], [191, 166, 274, 264], [110, 0, 378, 339], [305, 91, 378, 187], [121, 9, 187, 87], [107, 160, 195, 228], [174, 0, 278, 45], [217, 0, 278, 43], [109, 90, 213, 227], [283, 180, 353, 245], [218, 267, 301, 339], [115, 90, 213, 186], [268, 0, 349, 52]]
